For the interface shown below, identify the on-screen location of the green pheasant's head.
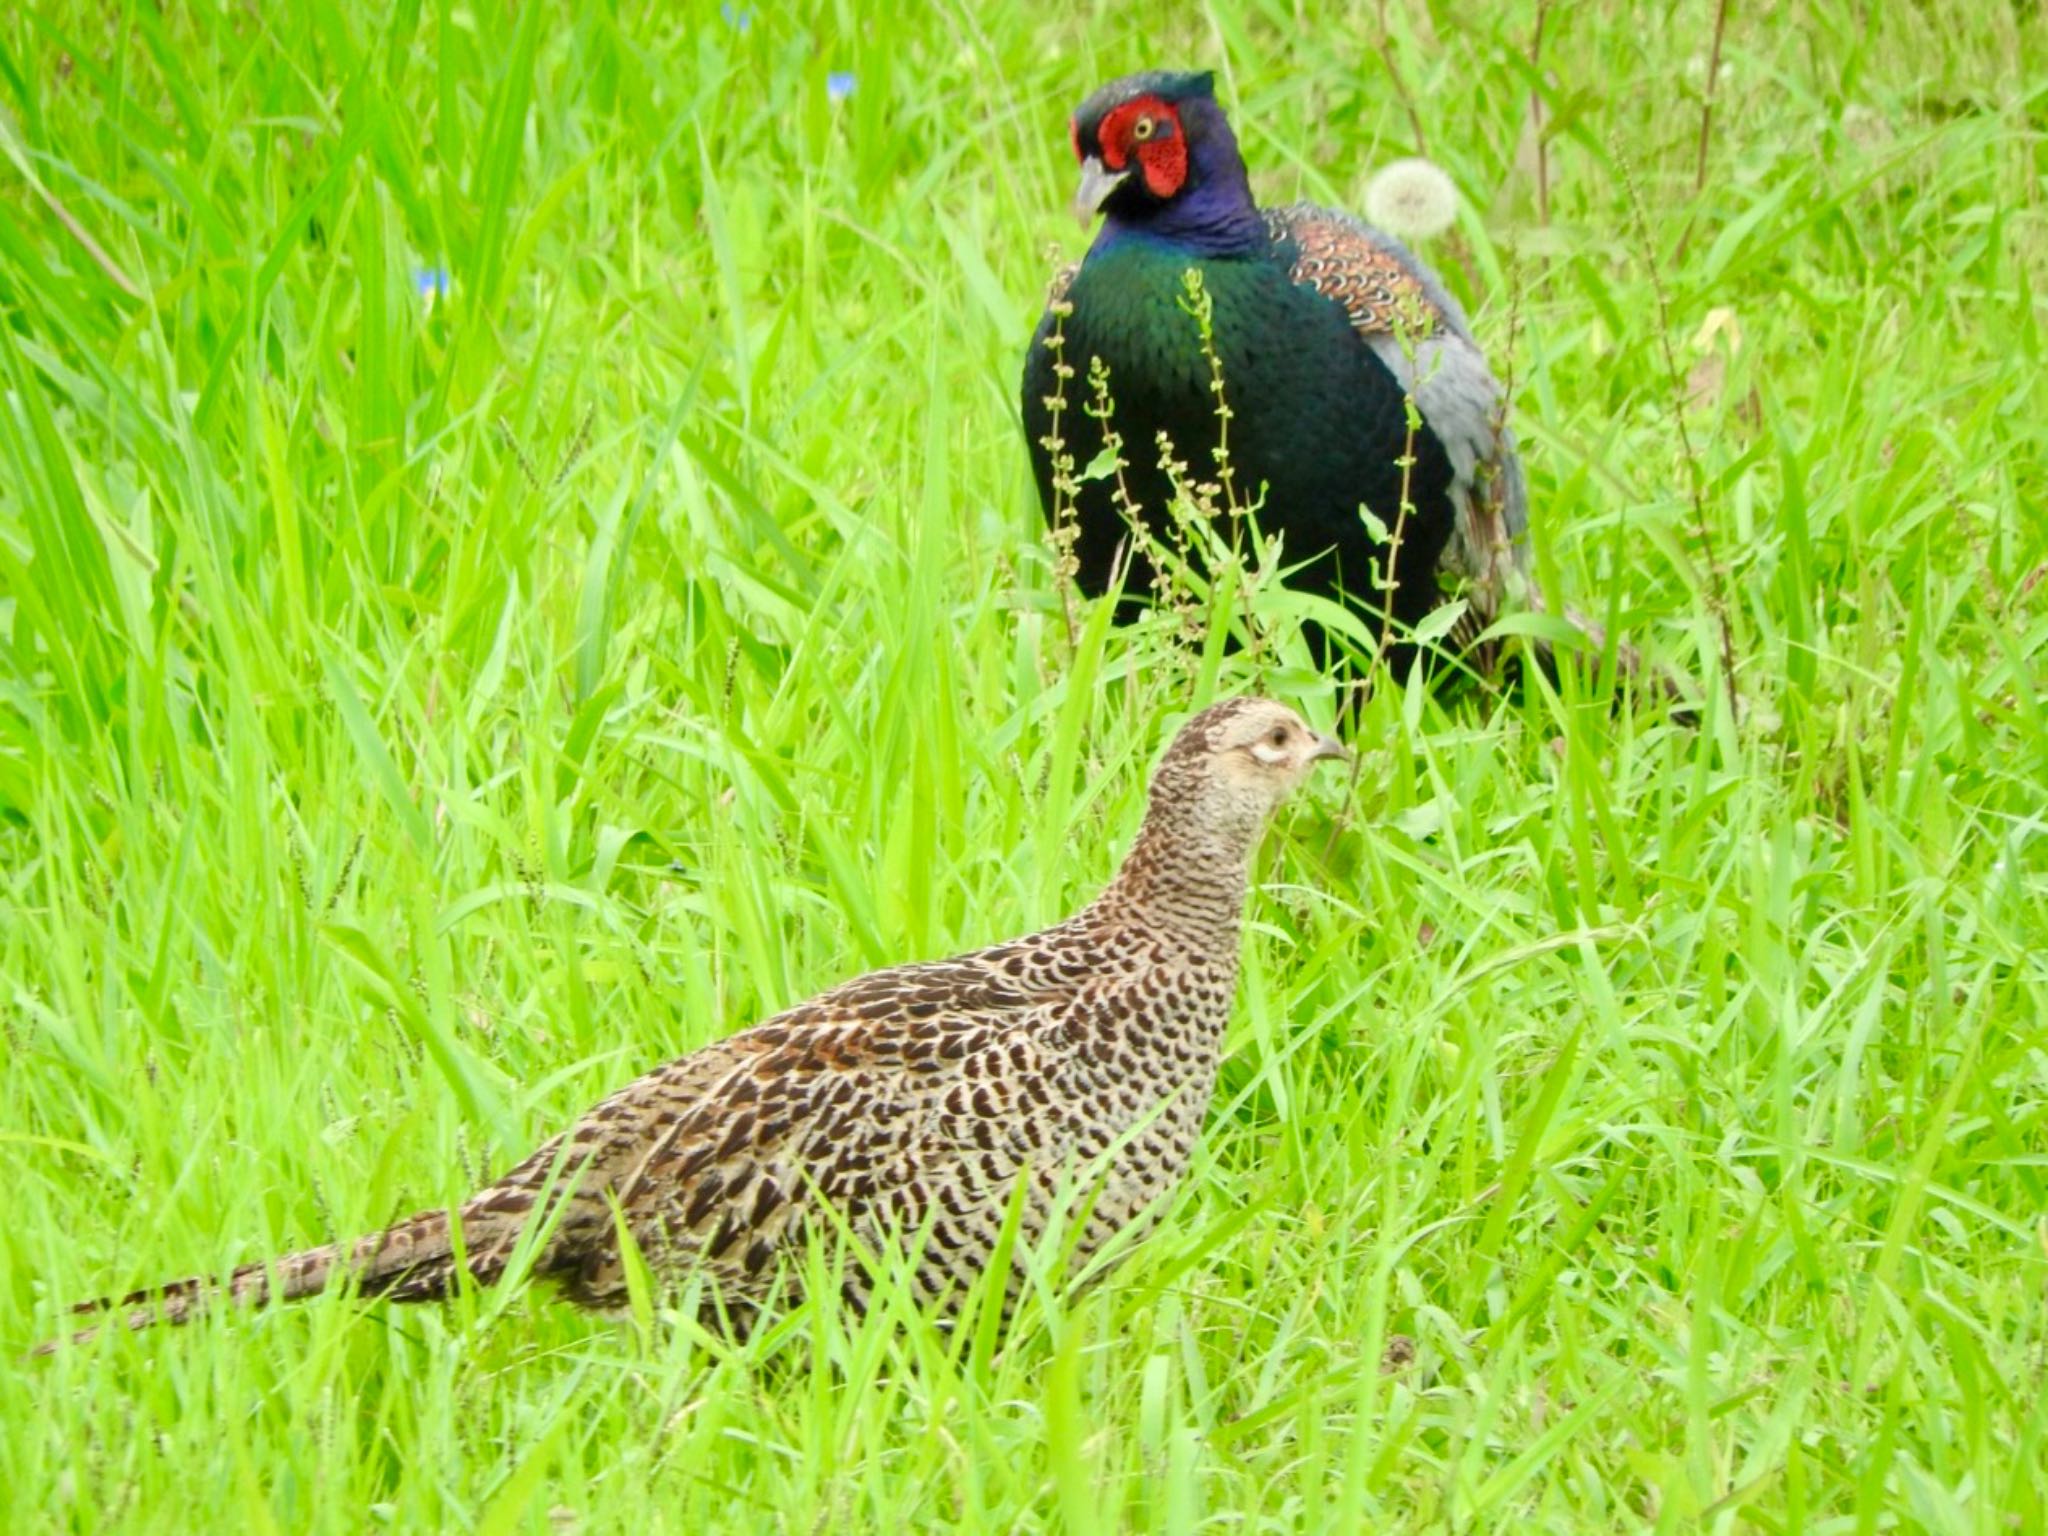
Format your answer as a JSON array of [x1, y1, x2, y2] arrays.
[[1063, 71, 1263, 254]]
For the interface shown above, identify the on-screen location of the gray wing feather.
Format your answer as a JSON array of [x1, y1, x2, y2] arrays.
[[1270, 198, 1530, 606]]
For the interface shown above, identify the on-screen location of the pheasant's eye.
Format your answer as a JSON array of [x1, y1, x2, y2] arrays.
[[1268, 727, 1289, 748], [1131, 116, 1157, 142]]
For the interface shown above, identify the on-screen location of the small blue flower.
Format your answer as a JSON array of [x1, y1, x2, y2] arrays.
[[827, 71, 856, 104], [719, 2, 751, 32], [414, 267, 452, 309]]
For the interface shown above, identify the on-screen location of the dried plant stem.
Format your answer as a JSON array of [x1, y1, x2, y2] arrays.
[[1179, 269, 1266, 663], [0, 106, 143, 299], [1529, 0, 1552, 228], [1373, 416, 1418, 680], [1325, 352, 1422, 854], [1617, 153, 1741, 715], [1375, 0, 1431, 157], [1034, 256, 1083, 649], [1693, 0, 1732, 192], [1675, 0, 1733, 262]]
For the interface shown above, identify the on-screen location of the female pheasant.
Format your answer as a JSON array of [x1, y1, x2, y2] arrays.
[[40, 698, 1346, 1351], [1022, 70, 1528, 676]]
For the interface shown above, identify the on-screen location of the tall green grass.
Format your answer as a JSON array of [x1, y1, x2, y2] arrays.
[[3, 0, 2045, 1528]]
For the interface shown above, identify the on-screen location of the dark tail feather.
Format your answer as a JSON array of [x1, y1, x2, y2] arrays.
[[34, 1208, 464, 1355]]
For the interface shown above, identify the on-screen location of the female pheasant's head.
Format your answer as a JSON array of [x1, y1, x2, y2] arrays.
[[1145, 698, 1350, 855], [1105, 697, 1347, 924], [1067, 71, 1261, 249]]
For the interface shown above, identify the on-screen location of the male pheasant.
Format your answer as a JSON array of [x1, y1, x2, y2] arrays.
[[39, 698, 1346, 1351], [1022, 69, 1530, 678]]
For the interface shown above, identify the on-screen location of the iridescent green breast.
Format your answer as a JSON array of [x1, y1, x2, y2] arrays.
[[1022, 233, 1459, 655]]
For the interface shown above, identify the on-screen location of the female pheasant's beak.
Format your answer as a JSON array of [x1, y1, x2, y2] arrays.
[[1308, 733, 1351, 766], [1072, 155, 1130, 225]]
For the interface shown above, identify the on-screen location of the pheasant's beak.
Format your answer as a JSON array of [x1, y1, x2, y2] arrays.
[[1308, 733, 1351, 766], [1072, 155, 1130, 225]]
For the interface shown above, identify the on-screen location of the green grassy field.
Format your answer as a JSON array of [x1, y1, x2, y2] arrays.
[[4, 0, 2046, 1528]]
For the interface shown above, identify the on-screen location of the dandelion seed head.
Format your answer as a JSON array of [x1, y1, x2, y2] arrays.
[[1364, 158, 1458, 241], [1839, 104, 1893, 153]]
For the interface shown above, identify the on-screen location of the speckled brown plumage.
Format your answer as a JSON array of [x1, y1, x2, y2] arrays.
[[40, 698, 1346, 1351]]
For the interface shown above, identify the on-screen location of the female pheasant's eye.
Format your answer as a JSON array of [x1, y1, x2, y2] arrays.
[[1132, 116, 1157, 142], [1268, 727, 1288, 748]]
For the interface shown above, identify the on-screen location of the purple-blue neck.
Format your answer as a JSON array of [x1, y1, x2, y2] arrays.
[[1088, 105, 1267, 259]]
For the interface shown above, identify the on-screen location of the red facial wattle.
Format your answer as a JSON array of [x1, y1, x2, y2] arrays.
[[1093, 96, 1188, 200]]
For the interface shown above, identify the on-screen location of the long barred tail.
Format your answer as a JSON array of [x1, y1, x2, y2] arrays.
[[33, 1208, 467, 1355]]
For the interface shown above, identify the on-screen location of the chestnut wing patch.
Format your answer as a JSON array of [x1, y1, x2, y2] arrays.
[[1268, 206, 1436, 341]]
